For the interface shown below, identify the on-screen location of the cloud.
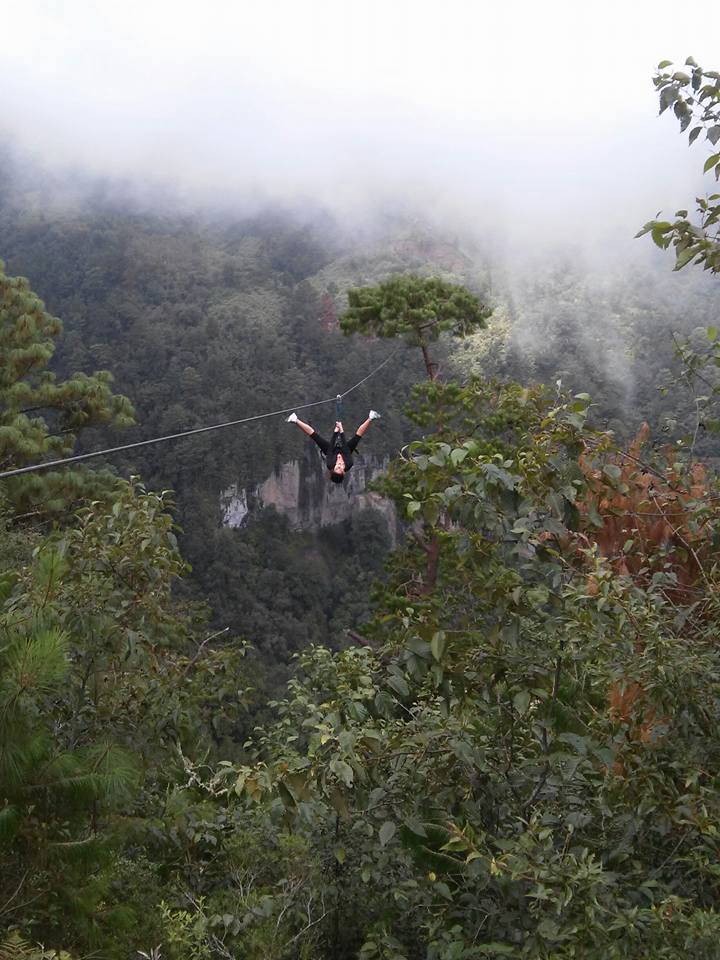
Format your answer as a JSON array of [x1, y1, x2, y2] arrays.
[[2, 0, 719, 251]]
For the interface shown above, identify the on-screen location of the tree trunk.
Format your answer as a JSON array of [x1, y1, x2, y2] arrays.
[[420, 339, 438, 380], [419, 536, 440, 594]]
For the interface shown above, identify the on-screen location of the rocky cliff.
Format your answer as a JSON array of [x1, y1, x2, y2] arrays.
[[221, 444, 396, 539]]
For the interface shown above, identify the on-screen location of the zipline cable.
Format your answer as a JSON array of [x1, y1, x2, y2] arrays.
[[337, 346, 400, 399], [0, 346, 402, 480]]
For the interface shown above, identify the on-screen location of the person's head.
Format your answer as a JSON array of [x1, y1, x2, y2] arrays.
[[329, 456, 346, 484]]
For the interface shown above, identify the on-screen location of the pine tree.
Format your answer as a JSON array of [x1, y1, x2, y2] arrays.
[[340, 274, 491, 380], [0, 623, 140, 942], [0, 260, 135, 518]]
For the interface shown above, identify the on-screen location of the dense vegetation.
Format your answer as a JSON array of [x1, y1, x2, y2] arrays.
[[2, 57, 720, 958], [1, 146, 718, 665]]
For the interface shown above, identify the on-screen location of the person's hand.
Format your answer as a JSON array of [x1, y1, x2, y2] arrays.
[[335, 421, 343, 432]]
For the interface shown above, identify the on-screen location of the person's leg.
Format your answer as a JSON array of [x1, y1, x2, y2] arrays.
[[294, 418, 315, 437], [355, 409, 381, 438], [355, 417, 372, 437], [288, 412, 331, 453]]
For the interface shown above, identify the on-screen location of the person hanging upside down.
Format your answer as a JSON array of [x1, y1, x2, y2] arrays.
[[286, 410, 381, 484]]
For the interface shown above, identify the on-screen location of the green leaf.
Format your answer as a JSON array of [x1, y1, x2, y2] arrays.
[[404, 817, 427, 837], [558, 732, 589, 755], [379, 820, 396, 847], [329, 759, 354, 787], [407, 636, 431, 659], [674, 247, 697, 270], [659, 87, 679, 113], [434, 881, 453, 900], [374, 690, 395, 716], [450, 447, 469, 466], [430, 630, 447, 661], [277, 780, 296, 809], [334, 846, 346, 864], [703, 153, 720, 173], [406, 501, 421, 518], [0, 805, 20, 842], [651, 222, 672, 247], [387, 674, 409, 698], [657, 60, 673, 69], [513, 690, 531, 716], [285, 772, 310, 802], [709, 326, 718, 341], [422, 500, 440, 524]]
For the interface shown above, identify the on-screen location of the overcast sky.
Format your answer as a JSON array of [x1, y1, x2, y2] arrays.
[[3, 0, 720, 252]]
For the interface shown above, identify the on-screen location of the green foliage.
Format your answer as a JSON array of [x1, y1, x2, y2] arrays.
[[0, 617, 142, 948], [0, 931, 75, 959], [7, 116, 720, 958], [0, 259, 135, 518], [3, 165, 718, 669], [453, 261, 720, 446], [0, 475, 253, 956], [341, 275, 491, 379], [0, 193, 424, 663], [634, 58, 720, 453], [210, 379, 720, 958], [194, 507, 392, 673], [636, 58, 720, 274], [342, 274, 491, 344]]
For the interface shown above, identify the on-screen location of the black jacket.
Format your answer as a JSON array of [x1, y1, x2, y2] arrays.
[[311, 429, 361, 471]]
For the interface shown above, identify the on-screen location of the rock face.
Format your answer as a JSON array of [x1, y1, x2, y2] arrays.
[[221, 444, 396, 539]]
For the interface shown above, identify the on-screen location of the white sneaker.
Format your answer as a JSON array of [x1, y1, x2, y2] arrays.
[[369, 409, 381, 420], [286, 412, 298, 423]]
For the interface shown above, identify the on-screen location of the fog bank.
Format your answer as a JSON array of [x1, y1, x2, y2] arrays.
[[3, 1, 720, 258]]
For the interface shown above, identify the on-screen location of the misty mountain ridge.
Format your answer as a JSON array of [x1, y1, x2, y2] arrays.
[[1, 149, 716, 659], [1, 149, 714, 467]]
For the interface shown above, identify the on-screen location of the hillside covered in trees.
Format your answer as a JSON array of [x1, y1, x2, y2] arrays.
[[2, 56, 720, 960], [1, 144, 718, 670]]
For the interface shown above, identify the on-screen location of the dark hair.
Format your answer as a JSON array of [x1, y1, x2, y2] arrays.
[[330, 472, 344, 485]]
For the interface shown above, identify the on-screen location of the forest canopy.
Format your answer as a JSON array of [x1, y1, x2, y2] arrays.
[[2, 57, 720, 960]]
